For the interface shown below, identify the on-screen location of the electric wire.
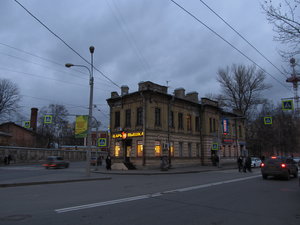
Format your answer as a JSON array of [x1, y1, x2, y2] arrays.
[[170, 0, 291, 92], [198, 0, 288, 79], [13, 0, 121, 89]]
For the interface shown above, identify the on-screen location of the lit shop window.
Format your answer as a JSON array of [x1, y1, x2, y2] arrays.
[[170, 142, 174, 157], [154, 141, 161, 157], [137, 141, 143, 157], [115, 142, 121, 157]]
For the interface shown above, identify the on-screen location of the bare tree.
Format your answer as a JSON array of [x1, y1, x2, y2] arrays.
[[0, 79, 20, 119], [262, 0, 300, 58], [37, 104, 70, 147], [217, 64, 271, 117]]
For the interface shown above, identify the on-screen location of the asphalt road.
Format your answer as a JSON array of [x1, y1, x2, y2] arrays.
[[0, 166, 299, 225]]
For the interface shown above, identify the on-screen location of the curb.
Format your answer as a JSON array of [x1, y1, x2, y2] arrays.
[[0, 177, 111, 188], [92, 167, 236, 175]]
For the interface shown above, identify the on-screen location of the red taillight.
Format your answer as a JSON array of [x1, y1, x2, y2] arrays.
[[271, 156, 277, 159], [260, 163, 265, 167], [50, 164, 57, 167], [281, 163, 286, 168], [43, 164, 48, 167]]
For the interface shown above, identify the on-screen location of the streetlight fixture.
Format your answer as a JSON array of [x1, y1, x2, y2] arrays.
[[65, 46, 95, 176]]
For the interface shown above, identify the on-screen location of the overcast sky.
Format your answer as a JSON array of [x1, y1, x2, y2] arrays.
[[0, 0, 295, 129]]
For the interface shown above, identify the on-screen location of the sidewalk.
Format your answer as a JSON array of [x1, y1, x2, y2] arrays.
[[0, 163, 237, 188]]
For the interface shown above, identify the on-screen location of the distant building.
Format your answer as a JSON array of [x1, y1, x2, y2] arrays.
[[107, 81, 246, 167], [0, 122, 47, 148], [0, 108, 48, 148]]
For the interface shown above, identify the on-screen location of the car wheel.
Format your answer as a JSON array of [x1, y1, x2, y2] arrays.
[[294, 172, 298, 178], [65, 164, 69, 168], [262, 174, 268, 179], [45, 166, 49, 169]]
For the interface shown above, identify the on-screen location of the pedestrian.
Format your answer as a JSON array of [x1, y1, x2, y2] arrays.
[[8, 154, 12, 165], [237, 156, 243, 172], [105, 155, 112, 170], [4, 155, 8, 165], [245, 156, 252, 172]]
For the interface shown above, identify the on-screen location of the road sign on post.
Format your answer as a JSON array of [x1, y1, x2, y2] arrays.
[[282, 100, 294, 111], [44, 115, 53, 124], [212, 143, 219, 150], [264, 117, 272, 125], [98, 138, 107, 147]]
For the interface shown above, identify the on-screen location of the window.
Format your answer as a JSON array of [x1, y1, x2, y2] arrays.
[[178, 113, 183, 129], [170, 142, 174, 157], [137, 141, 143, 157], [195, 116, 200, 131], [187, 115, 192, 131], [209, 118, 213, 133], [136, 107, 143, 126], [196, 143, 200, 157], [154, 141, 161, 157], [114, 142, 121, 157], [239, 125, 242, 137], [169, 111, 174, 128], [125, 109, 131, 128], [188, 143, 192, 157], [115, 111, 120, 128], [213, 118, 216, 132], [155, 108, 161, 126], [179, 142, 183, 157]]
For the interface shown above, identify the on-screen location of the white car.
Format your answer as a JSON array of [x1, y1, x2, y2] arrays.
[[251, 157, 262, 168]]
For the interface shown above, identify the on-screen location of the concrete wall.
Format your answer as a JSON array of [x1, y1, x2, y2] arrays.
[[0, 146, 88, 165]]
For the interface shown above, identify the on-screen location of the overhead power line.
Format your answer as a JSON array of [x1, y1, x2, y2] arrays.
[[198, 0, 288, 79], [13, 0, 120, 89], [170, 0, 291, 92]]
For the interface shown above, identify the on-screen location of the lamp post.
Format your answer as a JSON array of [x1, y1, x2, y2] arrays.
[[65, 46, 95, 176]]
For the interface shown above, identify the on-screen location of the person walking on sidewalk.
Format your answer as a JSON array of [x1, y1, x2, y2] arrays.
[[105, 155, 112, 170], [237, 156, 243, 172]]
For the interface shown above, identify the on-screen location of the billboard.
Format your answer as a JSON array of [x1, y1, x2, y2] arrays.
[[75, 115, 88, 138]]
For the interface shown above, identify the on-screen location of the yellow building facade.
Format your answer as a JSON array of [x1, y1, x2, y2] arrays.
[[107, 81, 246, 167]]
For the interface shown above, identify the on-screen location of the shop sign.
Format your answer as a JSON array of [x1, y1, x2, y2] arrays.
[[112, 131, 144, 139], [223, 139, 234, 143]]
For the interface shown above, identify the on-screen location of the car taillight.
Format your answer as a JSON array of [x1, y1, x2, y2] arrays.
[[281, 163, 286, 168], [260, 163, 265, 167], [50, 164, 57, 167]]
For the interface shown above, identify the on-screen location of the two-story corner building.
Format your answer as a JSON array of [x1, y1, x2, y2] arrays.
[[107, 81, 246, 168]]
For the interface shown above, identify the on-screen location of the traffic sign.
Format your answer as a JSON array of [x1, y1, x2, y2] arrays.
[[23, 121, 30, 128], [212, 143, 219, 150], [282, 100, 294, 111], [98, 138, 107, 147], [44, 115, 53, 124], [264, 117, 272, 125]]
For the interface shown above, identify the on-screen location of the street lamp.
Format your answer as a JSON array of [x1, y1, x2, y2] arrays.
[[65, 46, 95, 176]]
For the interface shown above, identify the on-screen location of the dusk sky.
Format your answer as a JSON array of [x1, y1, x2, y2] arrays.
[[0, 0, 296, 129]]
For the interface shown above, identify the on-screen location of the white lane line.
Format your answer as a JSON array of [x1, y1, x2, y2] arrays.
[[55, 175, 260, 213]]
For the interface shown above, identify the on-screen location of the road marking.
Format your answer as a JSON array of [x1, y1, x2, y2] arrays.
[[55, 174, 260, 213]]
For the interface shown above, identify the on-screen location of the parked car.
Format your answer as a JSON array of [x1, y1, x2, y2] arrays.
[[251, 157, 262, 168], [261, 156, 298, 180], [293, 157, 300, 167], [43, 156, 69, 169]]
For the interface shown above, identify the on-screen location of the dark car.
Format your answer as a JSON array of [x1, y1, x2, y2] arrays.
[[43, 156, 69, 169], [261, 156, 298, 180]]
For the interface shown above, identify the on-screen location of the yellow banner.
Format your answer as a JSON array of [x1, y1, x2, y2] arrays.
[[75, 115, 88, 138]]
